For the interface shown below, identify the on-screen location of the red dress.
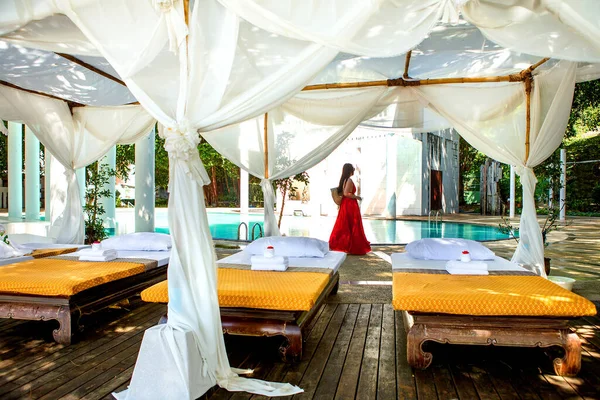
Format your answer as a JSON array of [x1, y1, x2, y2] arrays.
[[329, 186, 371, 255]]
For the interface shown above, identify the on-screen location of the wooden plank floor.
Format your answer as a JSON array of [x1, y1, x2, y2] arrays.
[[1, 298, 599, 399]]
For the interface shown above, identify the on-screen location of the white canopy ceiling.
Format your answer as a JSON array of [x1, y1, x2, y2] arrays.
[[0, 10, 599, 108]]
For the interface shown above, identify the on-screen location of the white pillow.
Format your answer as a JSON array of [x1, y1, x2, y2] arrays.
[[101, 232, 172, 251], [405, 238, 495, 261], [244, 236, 329, 258]]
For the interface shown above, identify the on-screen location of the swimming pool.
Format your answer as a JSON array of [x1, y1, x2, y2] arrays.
[[115, 209, 513, 244]]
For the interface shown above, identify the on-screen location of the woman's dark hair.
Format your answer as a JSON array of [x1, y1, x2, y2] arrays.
[[337, 163, 355, 195]]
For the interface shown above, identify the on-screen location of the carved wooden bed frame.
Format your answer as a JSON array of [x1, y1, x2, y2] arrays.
[[159, 271, 340, 362], [0, 266, 167, 344], [401, 310, 582, 376]]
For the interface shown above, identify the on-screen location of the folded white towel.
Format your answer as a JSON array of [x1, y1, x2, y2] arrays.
[[445, 260, 488, 270], [445, 260, 489, 275], [79, 248, 118, 257], [251, 263, 288, 272], [250, 255, 289, 271], [250, 255, 288, 265], [445, 267, 489, 275], [79, 254, 118, 262]]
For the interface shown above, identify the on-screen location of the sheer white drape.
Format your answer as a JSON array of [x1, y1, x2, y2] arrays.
[[462, 0, 600, 63], [204, 87, 389, 235], [0, 85, 154, 243], [411, 61, 577, 275], [215, 0, 449, 57]]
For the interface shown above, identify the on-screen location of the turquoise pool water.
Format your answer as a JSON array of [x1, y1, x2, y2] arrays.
[[147, 210, 513, 244]]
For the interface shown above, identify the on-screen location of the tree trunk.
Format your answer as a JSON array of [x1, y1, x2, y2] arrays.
[[278, 187, 287, 228], [211, 166, 217, 206], [458, 171, 465, 206]]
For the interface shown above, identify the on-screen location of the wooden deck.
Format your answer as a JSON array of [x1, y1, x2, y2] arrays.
[[1, 298, 599, 400]]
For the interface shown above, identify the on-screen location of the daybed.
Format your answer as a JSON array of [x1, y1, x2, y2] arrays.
[[0, 249, 170, 344], [391, 252, 597, 376], [141, 248, 345, 361], [0, 243, 84, 266]]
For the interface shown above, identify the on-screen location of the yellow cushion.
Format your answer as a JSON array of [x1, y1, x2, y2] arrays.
[[30, 247, 78, 258], [0, 258, 146, 297], [392, 272, 597, 317], [141, 268, 331, 311]]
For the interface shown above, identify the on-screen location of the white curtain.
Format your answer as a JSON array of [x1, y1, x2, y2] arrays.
[[0, 85, 155, 243], [462, 0, 600, 63], [215, 0, 451, 57], [51, 0, 460, 397], [411, 61, 577, 276], [204, 87, 389, 235]]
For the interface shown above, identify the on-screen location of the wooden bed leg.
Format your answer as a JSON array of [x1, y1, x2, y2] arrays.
[[331, 280, 339, 295], [407, 323, 432, 370], [553, 330, 581, 376], [52, 306, 73, 345], [279, 324, 302, 362]]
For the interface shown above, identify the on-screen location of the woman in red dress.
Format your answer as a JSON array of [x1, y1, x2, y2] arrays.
[[329, 163, 371, 255]]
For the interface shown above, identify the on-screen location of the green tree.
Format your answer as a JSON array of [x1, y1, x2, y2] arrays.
[[274, 172, 309, 228], [154, 133, 170, 191], [116, 144, 135, 180], [566, 80, 600, 138], [84, 162, 117, 243], [458, 137, 486, 206]]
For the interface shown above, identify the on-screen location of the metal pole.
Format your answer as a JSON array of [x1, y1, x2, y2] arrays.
[[560, 148, 566, 221], [509, 165, 515, 218], [8, 122, 23, 220]]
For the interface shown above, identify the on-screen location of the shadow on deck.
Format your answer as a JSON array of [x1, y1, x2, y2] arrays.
[[0, 298, 599, 400]]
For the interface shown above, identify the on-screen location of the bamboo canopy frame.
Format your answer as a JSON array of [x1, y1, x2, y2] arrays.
[[302, 57, 549, 165], [0, 79, 86, 108], [56, 53, 126, 87], [264, 112, 269, 179]]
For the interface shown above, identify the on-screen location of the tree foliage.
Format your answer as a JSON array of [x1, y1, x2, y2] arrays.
[[84, 162, 117, 244], [567, 80, 600, 138], [115, 144, 135, 180], [458, 137, 486, 205], [274, 172, 310, 228], [199, 139, 239, 206]]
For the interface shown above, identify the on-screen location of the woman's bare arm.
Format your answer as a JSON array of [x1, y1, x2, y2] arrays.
[[343, 179, 362, 200]]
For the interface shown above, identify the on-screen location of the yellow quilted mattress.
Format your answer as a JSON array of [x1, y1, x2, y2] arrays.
[[30, 247, 78, 258], [392, 272, 597, 317], [0, 258, 146, 297], [142, 268, 331, 311]]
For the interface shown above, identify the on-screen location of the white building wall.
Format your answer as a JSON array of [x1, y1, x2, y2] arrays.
[[396, 135, 423, 215], [295, 126, 459, 218], [442, 130, 460, 214]]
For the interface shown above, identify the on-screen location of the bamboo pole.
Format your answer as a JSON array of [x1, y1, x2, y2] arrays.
[[302, 73, 522, 91], [184, 0, 190, 26], [524, 73, 532, 162], [302, 58, 549, 92], [522, 57, 550, 76], [56, 53, 127, 87], [0, 80, 85, 107], [264, 113, 269, 179], [403, 50, 412, 79]]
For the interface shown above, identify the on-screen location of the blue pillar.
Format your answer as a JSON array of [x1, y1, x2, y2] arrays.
[[8, 122, 23, 220]]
